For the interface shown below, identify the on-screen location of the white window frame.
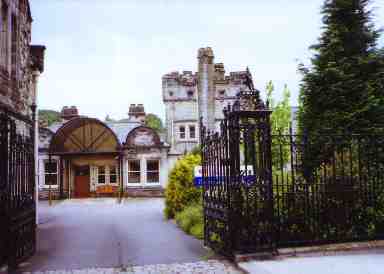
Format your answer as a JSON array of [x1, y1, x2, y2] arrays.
[[109, 165, 118, 185], [176, 123, 198, 141], [96, 165, 119, 185], [127, 160, 141, 186], [97, 166, 106, 184], [179, 125, 186, 140], [189, 124, 196, 139], [145, 159, 160, 185], [43, 159, 59, 189]]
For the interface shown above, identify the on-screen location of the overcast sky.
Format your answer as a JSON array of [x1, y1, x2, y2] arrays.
[[30, 0, 384, 121]]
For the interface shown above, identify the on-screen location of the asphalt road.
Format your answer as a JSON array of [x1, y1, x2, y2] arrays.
[[19, 198, 209, 272]]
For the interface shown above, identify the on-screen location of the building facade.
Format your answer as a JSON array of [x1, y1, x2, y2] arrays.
[[162, 47, 249, 155], [36, 47, 256, 200], [0, 0, 45, 117], [38, 105, 170, 199]]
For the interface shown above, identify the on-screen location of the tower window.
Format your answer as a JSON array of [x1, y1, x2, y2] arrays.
[[187, 90, 194, 98], [189, 125, 196, 139], [179, 126, 185, 139]]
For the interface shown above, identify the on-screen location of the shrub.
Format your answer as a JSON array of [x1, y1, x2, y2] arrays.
[[175, 202, 204, 239], [164, 153, 201, 219]]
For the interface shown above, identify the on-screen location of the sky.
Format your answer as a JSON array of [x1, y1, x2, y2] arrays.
[[30, 0, 384, 121]]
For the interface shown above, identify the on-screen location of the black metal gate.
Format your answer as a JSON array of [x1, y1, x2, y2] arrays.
[[201, 72, 384, 258], [200, 71, 275, 257], [0, 105, 36, 269]]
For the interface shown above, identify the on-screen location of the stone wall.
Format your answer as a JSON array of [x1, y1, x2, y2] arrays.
[[162, 47, 250, 155], [0, 0, 45, 117]]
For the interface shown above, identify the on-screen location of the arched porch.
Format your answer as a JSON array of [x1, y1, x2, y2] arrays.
[[47, 117, 123, 198]]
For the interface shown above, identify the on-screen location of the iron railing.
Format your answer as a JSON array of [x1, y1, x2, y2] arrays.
[[0, 103, 36, 269], [201, 70, 384, 258], [272, 130, 384, 247]]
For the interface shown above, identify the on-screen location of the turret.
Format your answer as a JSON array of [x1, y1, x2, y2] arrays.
[[197, 47, 216, 132]]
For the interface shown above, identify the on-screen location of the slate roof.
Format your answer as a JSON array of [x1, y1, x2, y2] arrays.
[[106, 122, 142, 144]]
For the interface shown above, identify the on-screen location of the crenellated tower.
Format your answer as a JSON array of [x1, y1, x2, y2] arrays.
[[197, 47, 215, 132]]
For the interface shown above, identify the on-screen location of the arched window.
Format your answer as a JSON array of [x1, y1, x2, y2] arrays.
[[11, 13, 17, 80], [0, 2, 9, 69]]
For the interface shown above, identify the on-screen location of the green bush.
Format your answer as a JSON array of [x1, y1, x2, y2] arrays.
[[164, 153, 201, 219], [175, 202, 204, 239]]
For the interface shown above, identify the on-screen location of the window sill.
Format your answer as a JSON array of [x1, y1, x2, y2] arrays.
[[41, 185, 59, 189]]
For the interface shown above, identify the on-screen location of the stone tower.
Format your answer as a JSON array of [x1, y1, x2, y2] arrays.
[[197, 47, 215, 131]]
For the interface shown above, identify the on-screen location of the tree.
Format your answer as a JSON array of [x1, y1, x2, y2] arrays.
[[298, 0, 384, 136], [266, 81, 292, 168], [145, 113, 164, 134], [38, 109, 61, 126]]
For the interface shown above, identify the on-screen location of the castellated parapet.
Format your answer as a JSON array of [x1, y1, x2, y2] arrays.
[[162, 48, 251, 155]]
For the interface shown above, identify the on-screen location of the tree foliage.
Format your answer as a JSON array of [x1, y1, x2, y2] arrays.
[[164, 153, 201, 219], [298, 0, 384, 136], [266, 81, 292, 168], [145, 113, 164, 134], [38, 109, 61, 126]]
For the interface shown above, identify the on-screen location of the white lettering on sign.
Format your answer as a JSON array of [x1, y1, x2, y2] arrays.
[[194, 165, 254, 178]]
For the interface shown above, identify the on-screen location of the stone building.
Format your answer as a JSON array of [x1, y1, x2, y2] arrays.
[[38, 105, 170, 199], [0, 0, 45, 117], [162, 47, 250, 156]]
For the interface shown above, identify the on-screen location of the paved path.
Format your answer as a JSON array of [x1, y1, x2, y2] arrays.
[[19, 198, 212, 272], [239, 250, 384, 274]]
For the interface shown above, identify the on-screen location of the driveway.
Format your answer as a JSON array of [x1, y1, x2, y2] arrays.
[[20, 198, 209, 272]]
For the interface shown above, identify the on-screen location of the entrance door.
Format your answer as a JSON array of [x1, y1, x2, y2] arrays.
[[74, 166, 90, 198]]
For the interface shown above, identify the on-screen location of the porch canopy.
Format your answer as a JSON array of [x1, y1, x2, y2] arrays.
[[49, 117, 121, 156]]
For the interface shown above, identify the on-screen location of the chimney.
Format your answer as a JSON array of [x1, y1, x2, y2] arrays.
[[61, 106, 79, 121], [128, 104, 146, 123]]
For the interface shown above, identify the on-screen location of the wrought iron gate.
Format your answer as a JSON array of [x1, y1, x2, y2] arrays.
[[200, 71, 274, 257], [201, 71, 384, 258], [0, 105, 36, 269]]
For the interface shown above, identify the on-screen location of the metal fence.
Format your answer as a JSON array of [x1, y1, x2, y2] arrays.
[[200, 72, 384, 258], [0, 104, 36, 269], [273, 130, 384, 248]]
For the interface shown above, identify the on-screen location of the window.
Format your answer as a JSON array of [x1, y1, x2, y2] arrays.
[[179, 126, 185, 139], [147, 160, 159, 183], [44, 160, 58, 186], [109, 165, 117, 184], [98, 166, 105, 184], [189, 125, 196, 139], [169, 91, 173, 96], [10, 14, 16, 79], [187, 90, 194, 98], [1, 2, 8, 69], [128, 161, 140, 183], [218, 90, 226, 97]]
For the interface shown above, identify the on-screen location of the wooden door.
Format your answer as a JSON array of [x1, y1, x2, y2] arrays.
[[74, 166, 90, 198]]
